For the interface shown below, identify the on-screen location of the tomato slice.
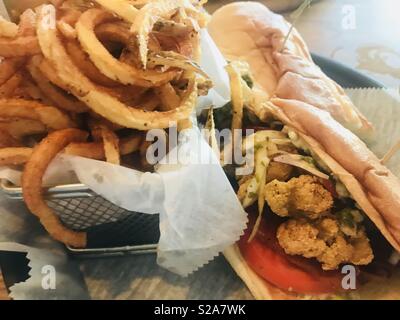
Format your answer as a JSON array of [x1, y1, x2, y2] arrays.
[[239, 212, 343, 294], [320, 179, 338, 198]]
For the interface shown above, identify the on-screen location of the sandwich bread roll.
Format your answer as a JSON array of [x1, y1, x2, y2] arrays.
[[208, 1, 374, 140]]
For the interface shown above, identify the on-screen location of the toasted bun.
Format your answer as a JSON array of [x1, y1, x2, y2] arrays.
[[208, 1, 373, 140], [224, 245, 296, 300]]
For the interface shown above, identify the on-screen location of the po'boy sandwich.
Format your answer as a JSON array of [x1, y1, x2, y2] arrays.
[[208, 1, 373, 140], [216, 66, 400, 299], [205, 2, 400, 299]]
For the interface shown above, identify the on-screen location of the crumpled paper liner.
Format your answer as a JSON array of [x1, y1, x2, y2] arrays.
[[345, 88, 400, 177], [0, 242, 89, 300], [0, 30, 247, 277], [0, 0, 9, 20], [197, 30, 231, 111]]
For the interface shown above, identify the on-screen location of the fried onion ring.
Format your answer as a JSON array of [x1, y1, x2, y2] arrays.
[[20, 78, 54, 104], [0, 36, 41, 57], [17, 9, 37, 37], [64, 133, 142, 160], [65, 40, 119, 87], [137, 90, 161, 111], [27, 56, 89, 113], [0, 57, 25, 86], [59, 7, 81, 25], [155, 83, 181, 111], [93, 0, 138, 23], [37, 5, 198, 130], [148, 51, 208, 78], [0, 129, 22, 148], [38, 58, 73, 92], [39, 53, 146, 104], [0, 16, 18, 38], [76, 8, 178, 86], [0, 72, 24, 97], [95, 22, 130, 44], [153, 19, 193, 38], [22, 128, 88, 248], [100, 126, 120, 164], [57, 20, 77, 39], [0, 147, 33, 166], [131, 0, 195, 68], [56, 7, 81, 39], [0, 99, 75, 130], [0, 118, 46, 138]]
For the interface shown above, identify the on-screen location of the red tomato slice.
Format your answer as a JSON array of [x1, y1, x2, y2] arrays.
[[320, 179, 338, 198], [239, 213, 343, 294]]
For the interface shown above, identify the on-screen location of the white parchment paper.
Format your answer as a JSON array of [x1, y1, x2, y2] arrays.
[[197, 30, 231, 110], [0, 242, 89, 300]]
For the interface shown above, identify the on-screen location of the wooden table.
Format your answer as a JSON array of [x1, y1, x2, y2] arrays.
[[207, 0, 400, 87]]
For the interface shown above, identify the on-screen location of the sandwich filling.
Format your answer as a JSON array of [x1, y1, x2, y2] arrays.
[[237, 127, 374, 272], [203, 60, 395, 295]]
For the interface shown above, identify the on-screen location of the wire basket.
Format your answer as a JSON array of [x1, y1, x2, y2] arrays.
[[1, 180, 160, 257]]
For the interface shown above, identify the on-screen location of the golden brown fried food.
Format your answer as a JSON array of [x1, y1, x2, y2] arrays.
[[0, 58, 25, 86], [266, 161, 293, 183], [0, 129, 22, 148], [132, 0, 183, 68], [64, 134, 142, 160], [0, 36, 41, 57], [95, 22, 130, 44], [316, 216, 339, 241], [37, 5, 198, 130], [0, 118, 47, 138], [100, 126, 121, 165], [22, 129, 88, 248], [139, 139, 154, 171], [0, 99, 75, 130], [264, 178, 291, 217], [17, 9, 37, 37], [57, 20, 77, 39], [237, 176, 252, 204], [137, 91, 161, 111], [350, 235, 375, 265], [57, 7, 81, 39], [65, 40, 119, 87], [277, 218, 327, 258], [292, 175, 334, 219], [277, 217, 374, 270], [155, 83, 181, 111], [2, 0, 207, 248], [0, 147, 33, 166], [76, 8, 178, 86], [265, 175, 333, 219], [27, 57, 89, 113], [0, 72, 24, 97]]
